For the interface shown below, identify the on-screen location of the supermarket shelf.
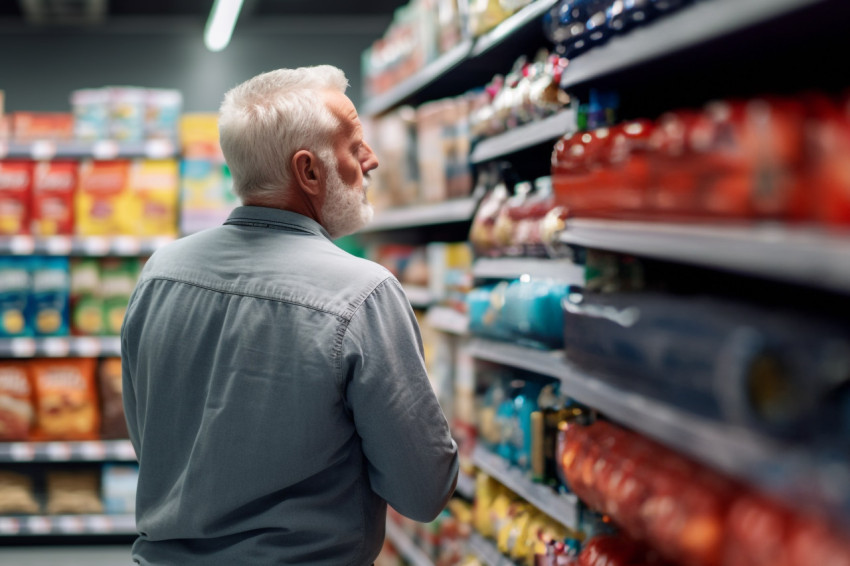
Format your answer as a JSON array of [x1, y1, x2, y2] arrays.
[[472, 444, 580, 530], [559, 218, 850, 293], [455, 469, 476, 499], [403, 285, 435, 309], [425, 306, 469, 335], [362, 0, 558, 116], [0, 440, 136, 463], [0, 514, 136, 536], [470, 0, 559, 58], [0, 235, 175, 256], [0, 138, 177, 160], [0, 336, 121, 358], [465, 338, 814, 504], [560, 0, 832, 89], [362, 40, 473, 116], [472, 257, 584, 284], [468, 532, 517, 566], [469, 109, 577, 164], [385, 520, 434, 566], [360, 197, 480, 233]]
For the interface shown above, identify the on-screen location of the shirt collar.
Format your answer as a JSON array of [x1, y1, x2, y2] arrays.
[[224, 206, 333, 241]]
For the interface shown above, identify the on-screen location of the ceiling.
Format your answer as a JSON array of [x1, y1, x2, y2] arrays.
[[0, 0, 409, 26]]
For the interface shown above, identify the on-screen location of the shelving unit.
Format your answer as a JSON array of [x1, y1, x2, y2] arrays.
[[560, 218, 850, 293], [559, 0, 833, 90], [472, 445, 580, 530], [467, 532, 517, 566], [0, 514, 135, 537], [465, 337, 831, 513], [403, 285, 435, 309], [425, 306, 469, 336], [0, 336, 120, 358], [455, 469, 476, 500], [384, 520, 435, 566], [0, 440, 135, 463], [472, 257, 583, 283], [469, 109, 577, 164], [0, 139, 177, 160], [360, 197, 480, 234], [0, 235, 174, 257]]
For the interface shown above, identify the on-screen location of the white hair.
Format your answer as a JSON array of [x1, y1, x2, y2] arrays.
[[218, 65, 349, 202]]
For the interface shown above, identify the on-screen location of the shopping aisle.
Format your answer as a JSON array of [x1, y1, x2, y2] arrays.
[[0, 545, 133, 566]]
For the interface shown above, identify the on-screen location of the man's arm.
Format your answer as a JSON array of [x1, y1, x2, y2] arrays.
[[341, 277, 459, 522]]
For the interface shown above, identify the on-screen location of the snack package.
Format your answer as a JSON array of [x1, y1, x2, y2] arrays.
[[126, 159, 179, 237], [108, 87, 146, 142], [100, 257, 138, 335], [0, 360, 34, 441], [0, 470, 40, 514], [75, 159, 131, 236], [179, 160, 237, 234], [31, 357, 99, 441], [70, 257, 103, 336], [102, 464, 138, 514], [31, 160, 77, 236], [0, 256, 32, 337], [179, 113, 223, 160], [0, 159, 33, 235], [29, 256, 70, 337], [98, 357, 128, 439], [145, 89, 183, 142], [11, 112, 74, 143], [45, 469, 103, 515], [71, 88, 111, 141]]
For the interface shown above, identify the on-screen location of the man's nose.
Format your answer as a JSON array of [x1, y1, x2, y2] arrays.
[[362, 142, 379, 172]]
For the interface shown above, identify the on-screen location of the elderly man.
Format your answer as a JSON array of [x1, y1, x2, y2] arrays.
[[121, 65, 459, 565]]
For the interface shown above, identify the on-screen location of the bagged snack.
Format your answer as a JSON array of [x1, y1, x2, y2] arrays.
[[75, 159, 131, 236], [98, 357, 128, 439], [31, 357, 99, 440], [0, 360, 34, 441], [31, 160, 77, 236], [126, 159, 179, 237], [46, 469, 103, 515], [0, 256, 32, 337], [0, 470, 40, 514], [29, 256, 70, 337], [0, 159, 33, 235], [70, 257, 103, 336], [100, 257, 139, 335]]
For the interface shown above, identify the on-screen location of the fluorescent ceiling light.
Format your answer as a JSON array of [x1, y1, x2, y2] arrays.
[[204, 0, 245, 52]]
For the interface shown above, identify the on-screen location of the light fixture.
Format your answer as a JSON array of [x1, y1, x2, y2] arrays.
[[204, 0, 245, 52]]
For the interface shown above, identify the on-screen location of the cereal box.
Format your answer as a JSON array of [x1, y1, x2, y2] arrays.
[[71, 88, 110, 142]]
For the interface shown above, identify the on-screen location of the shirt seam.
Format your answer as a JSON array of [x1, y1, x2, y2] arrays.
[[136, 276, 350, 321], [332, 275, 395, 398]]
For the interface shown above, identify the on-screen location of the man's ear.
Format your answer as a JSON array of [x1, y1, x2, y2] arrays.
[[291, 149, 322, 196]]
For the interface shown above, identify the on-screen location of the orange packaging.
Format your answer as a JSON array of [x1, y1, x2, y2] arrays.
[[808, 94, 850, 228], [75, 159, 131, 236], [30, 358, 99, 441], [11, 112, 74, 143], [0, 360, 34, 441], [31, 160, 77, 236], [0, 160, 33, 235]]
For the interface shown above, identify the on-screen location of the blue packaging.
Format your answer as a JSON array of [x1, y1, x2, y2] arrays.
[[0, 256, 32, 337], [29, 256, 70, 337]]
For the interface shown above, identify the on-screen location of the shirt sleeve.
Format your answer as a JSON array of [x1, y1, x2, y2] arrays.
[[341, 277, 459, 522]]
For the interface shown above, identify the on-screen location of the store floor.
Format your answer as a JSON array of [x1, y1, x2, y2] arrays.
[[0, 545, 134, 565]]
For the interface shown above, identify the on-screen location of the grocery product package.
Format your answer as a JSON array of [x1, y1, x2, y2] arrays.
[[11, 112, 74, 143], [30, 357, 99, 441], [180, 159, 238, 234], [71, 88, 110, 141], [0, 360, 34, 441], [75, 159, 131, 236], [0, 159, 33, 235], [0, 470, 40, 514], [69, 257, 103, 336], [98, 357, 128, 439], [100, 257, 139, 336], [127, 158, 179, 237], [29, 256, 70, 337], [45, 469, 103, 515], [108, 87, 146, 142], [31, 160, 77, 236], [102, 464, 138, 514], [0, 256, 32, 337]]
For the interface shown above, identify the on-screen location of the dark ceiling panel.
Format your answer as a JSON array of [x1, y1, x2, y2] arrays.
[[108, 0, 214, 17], [253, 0, 408, 16]]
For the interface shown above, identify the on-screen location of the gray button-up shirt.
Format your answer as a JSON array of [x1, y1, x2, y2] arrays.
[[121, 206, 459, 565]]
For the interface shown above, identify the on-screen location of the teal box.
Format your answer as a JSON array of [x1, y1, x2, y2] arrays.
[[0, 256, 32, 337], [29, 256, 70, 337]]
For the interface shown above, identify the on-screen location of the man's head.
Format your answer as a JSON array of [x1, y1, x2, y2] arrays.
[[218, 66, 378, 238]]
